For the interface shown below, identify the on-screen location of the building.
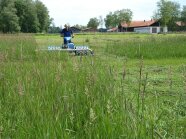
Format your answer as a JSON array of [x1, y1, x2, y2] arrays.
[[82, 27, 97, 32], [98, 28, 107, 32], [70, 26, 81, 33], [120, 20, 161, 33], [175, 21, 186, 31], [176, 21, 186, 26], [134, 26, 161, 34], [107, 27, 118, 32]]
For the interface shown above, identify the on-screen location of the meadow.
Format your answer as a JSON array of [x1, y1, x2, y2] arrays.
[[0, 33, 186, 138]]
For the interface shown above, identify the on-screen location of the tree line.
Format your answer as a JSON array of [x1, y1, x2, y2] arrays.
[[1, 0, 186, 33], [0, 0, 51, 33], [153, 0, 186, 31], [86, 0, 186, 31], [86, 9, 132, 29]]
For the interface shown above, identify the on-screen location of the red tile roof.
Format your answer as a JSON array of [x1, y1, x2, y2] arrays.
[[121, 20, 157, 27], [107, 27, 118, 32], [176, 21, 186, 26]]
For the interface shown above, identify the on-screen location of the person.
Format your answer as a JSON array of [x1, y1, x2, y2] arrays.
[[60, 24, 74, 48]]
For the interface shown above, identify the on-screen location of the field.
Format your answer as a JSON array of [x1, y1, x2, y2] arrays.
[[0, 33, 186, 138]]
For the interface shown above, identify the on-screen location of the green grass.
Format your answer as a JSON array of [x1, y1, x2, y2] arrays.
[[105, 34, 186, 59], [0, 33, 186, 138], [0, 34, 37, 61]]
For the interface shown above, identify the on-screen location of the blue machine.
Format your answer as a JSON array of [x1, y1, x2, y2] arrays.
[[46, 37, 94, 56], [67, 43, 75, 49]]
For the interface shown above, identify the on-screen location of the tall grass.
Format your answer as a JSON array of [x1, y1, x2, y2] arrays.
[[0, 34, 37, 61], [0, 34, 186, 138], [105, 34, 186, 59]]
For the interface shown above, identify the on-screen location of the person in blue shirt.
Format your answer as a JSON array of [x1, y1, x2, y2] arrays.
[[60, 24, 74, 48]]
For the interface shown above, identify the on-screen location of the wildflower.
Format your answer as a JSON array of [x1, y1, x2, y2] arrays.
[[90, 108, 96, 124], [70, 111, 74, 124], [107, 100, 112, 114], [18, 82, 24, 96]]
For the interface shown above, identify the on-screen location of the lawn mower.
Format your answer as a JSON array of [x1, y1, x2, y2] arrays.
[[47, 37, 94, 56]]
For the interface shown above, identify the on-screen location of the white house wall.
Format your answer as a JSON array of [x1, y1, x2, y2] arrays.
[[134, 27, 160, 34]]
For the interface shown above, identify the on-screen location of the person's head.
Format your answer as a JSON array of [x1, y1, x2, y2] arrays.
[[64, 23, 70, 30]]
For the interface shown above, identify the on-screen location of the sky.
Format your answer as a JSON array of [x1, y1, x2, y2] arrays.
[[40, 0, 186, 27]]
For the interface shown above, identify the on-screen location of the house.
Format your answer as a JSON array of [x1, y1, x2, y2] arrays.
[[176, 21, 185, 26], [107, 27, 118, 32], [98, 28, 107, 32], [120, 20, 161, 33], [175, 21, 186, 31], [82, 27, 97, 32], [70, 26, 81, 33]]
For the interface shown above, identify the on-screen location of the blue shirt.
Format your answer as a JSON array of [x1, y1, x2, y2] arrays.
[[60, 28, 73, 37]]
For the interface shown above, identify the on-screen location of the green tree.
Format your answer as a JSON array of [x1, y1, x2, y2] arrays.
[[73, 24, 86, 30], [14, 0, 27, 31], [118, 9, 133, 24], [153, 0, 180, 28], [0, 0, 20, 32], [87, 17, 99, 29], [48, 18, 61, 33], [181, 5, 186, 23], [104, 12, 117, 28], [15, 0, 39, 33], [0, 0, 51, 33], [99, 15, 104, 29], [116, 9, 133, 32], [35, 0, 50, 32], [104, 9, 133, 29]]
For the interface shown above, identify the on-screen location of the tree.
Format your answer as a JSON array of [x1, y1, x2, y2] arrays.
[[73, 24, 87, 30], [181, 5, 186, 23], [0, 0, 20, 32], [14, 0, 28, 32], [117, 9, 133, 32], [104, 12, 118, 28], [35, 0, 50, 32], [48, 18, 61, 33], [104, 9, 133, 29], [0, 0, 51, 33], [117, 9, 133, 24], [99, 15, 104, 28], [153, 0, 180, 29], [87, 17, 99, 29], [14, 0, 40, 33]]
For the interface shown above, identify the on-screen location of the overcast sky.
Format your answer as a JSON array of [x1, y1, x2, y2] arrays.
[[40, 0, 186, 27]]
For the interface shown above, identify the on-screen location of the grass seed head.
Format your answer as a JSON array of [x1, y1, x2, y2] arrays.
[[90, 108, 96, 124]]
